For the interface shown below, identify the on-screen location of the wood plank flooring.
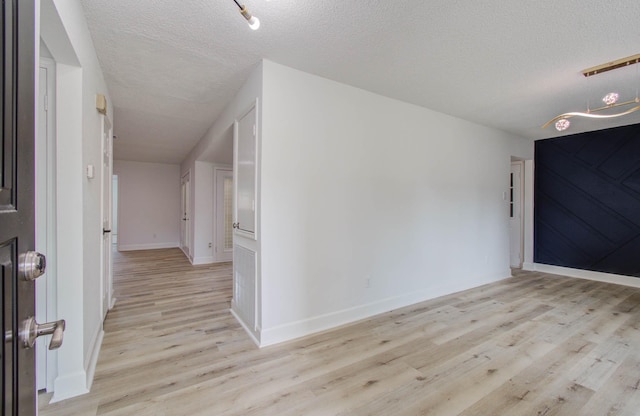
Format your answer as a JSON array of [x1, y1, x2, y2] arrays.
[[39, 248, 640, 415]]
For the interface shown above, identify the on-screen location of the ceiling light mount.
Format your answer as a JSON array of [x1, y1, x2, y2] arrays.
[[232, 0, 260, 30], [581, 54, 640, 78], [543, 53, 640, 131]]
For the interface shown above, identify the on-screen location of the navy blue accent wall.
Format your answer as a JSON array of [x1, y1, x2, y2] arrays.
[[534, 123, 640, 277]]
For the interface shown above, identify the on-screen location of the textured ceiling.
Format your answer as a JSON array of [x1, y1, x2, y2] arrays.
[[81, 0, 640, 164]]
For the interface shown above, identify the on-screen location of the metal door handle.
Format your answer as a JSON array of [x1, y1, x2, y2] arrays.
[[21, 317, 66, 350], [103, 228, 112, 234], [232, 222, 239, 229]]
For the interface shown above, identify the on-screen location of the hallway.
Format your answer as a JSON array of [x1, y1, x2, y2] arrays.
[[39, 249, 235, 415]]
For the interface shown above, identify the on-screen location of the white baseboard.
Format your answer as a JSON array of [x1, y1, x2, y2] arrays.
[[258, 270, 511, 347], [192, 256, 215, 265], [51, 371, 89, 403], [118, 242, 179, 251], [522, 262, 536, 271], [84, 327, 104, 391], [531, 263, 640, 289], [230, 306, 260, 346]]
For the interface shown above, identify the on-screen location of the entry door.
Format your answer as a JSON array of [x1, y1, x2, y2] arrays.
[[215, 169, 233, 262], [180, 172, 191, 257], [509, 162, 523, 268], [101, 117, 113, 320], [1, 0, 37, 413]]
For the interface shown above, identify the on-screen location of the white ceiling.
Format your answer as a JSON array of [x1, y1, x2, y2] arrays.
[[81, 0, 640, 164]]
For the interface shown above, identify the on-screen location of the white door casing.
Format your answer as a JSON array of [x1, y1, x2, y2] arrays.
[[509, 161, 524, 268]]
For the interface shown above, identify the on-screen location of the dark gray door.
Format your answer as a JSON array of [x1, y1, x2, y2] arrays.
[[1, 0, 37, 414]]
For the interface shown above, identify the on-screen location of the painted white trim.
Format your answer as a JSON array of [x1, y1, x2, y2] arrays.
[[118, 242, 180, 251], [530, 263, 640, 289], [230, 306, 260, 346], [51, 371, 89, 403], [84, 327, 104, 391], [258, 270, 511, 347], [192, 256, 215, 265], [522, 262, 536, 271]]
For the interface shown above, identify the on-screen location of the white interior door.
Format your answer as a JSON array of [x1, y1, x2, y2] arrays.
[[215, 169, 233, 262], [234, 105, 257, 237], [509, 162, 523, 268], [101, 116, 113, 320], [181, 172, 191, 257]]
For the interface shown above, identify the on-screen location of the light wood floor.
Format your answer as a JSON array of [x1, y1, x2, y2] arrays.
[[39, 248, 640, 415]]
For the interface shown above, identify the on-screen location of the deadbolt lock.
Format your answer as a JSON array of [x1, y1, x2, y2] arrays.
[[18, 251, 46, 281]]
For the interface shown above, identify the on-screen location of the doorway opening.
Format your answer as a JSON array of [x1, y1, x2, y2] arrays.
[[35, 52, 57, 393], [181, 171, 191, 259], [509, 160, 524, 269]]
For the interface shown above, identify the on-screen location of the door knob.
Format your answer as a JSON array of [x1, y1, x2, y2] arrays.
[[18, 251, 46, 281], [232, 222, 239, 229], [21, 317, 66, 350]]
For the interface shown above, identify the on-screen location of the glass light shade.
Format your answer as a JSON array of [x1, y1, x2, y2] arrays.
[[602, 92, 619, 106], [248, 16, 260, 30], [555, 118, 571, 131]]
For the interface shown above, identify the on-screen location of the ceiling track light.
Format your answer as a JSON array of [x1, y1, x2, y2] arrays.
[[232, 0, 260, 30], [543, 53, 640, 131]]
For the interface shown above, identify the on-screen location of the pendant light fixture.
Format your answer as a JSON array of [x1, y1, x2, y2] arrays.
[[232, 0, 260, 30], [542, 53, 640, 131]]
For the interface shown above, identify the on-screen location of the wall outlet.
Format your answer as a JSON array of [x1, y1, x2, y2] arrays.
[[208, 242, 212, 248]]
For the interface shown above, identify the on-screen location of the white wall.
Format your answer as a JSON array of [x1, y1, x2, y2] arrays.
[[112, 160, 181, 251], [40, 0, 113, 401], [192, 161, 214, 264], [258, 60, 534, 345]]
